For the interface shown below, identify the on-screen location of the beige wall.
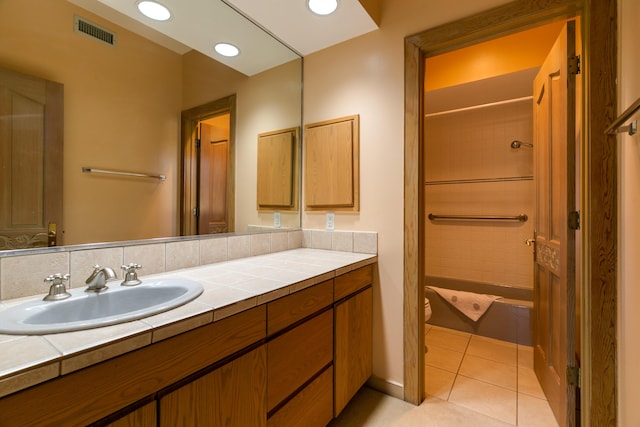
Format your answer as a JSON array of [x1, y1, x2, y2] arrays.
[[0, 0, 182, 245], [617, 0, 640, 424], [303, 0, 513, 390]]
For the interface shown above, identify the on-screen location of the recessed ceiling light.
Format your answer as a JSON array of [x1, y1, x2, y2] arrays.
[[214, 43, 240, 57], [307, 0, 338, 16], [137, 1, 171, 21]]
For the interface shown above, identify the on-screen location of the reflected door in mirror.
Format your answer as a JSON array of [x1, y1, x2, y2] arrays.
[[198, 119, 230, 234], [0, 67, 63, 250]]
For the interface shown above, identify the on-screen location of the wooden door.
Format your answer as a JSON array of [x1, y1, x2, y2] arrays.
[[198, 121, 229, 234], [533, 21, 577, 427], [0, 67, 63, 250]]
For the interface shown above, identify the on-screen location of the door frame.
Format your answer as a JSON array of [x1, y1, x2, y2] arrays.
[[403, 0, 618, 425], [180, 95, 236, 236]]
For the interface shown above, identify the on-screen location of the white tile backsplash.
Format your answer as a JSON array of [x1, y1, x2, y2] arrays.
[[0, 252, 70, 300], [69, 247, 123, 289], [0, 230, 376, 302]]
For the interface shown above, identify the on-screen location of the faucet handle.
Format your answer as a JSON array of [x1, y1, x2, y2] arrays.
[[43, 273, 71, 301], [121, 263, 142, 286]]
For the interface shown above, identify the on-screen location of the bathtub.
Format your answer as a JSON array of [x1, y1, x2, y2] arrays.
[[425, 276, 533, 345]]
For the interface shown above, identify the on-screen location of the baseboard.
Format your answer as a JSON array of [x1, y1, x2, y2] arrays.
[[366, 375, 404, 400]]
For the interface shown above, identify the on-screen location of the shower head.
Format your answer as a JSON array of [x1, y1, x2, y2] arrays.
[[510, 140, 533, 149]]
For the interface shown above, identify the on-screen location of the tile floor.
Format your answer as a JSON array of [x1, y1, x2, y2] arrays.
[[331, 325, 558, 427]]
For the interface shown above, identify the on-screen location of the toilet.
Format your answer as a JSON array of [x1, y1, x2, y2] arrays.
[[424, 297, 432, 322], [424, 297, 432, 353]]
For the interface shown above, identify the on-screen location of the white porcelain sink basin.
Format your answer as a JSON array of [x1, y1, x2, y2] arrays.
[[0, 278, 203, 335]]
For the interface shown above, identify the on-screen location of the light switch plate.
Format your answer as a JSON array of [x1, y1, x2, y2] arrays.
[[274, 212, 281, 229], [326, 212, 335, 231]]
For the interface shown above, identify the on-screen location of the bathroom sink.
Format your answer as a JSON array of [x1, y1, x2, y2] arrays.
[[0, 278, 204, 335]]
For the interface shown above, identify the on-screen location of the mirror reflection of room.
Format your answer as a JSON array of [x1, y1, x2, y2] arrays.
[[0, 0, 302, 250]]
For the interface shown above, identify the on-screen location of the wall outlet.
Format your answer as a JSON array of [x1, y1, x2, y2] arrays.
[[326, 212, 335, 231], [274, 212, 281, 229]]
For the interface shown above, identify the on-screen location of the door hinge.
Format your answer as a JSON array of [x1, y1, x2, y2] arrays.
[[567, 366, 580, 387], [568, 211, 580, 230], [569, 55, 581, 75], [195, 138, 201, 149], [193, 207, 199, 217]]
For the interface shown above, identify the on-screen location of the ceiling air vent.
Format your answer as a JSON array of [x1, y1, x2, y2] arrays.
[[74, 16, 116, 47]]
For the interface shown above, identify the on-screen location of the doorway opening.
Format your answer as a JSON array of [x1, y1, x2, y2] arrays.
[[404, 1, 617, 425], [422, 19, 578, 426], [180, 95, 236, 236]]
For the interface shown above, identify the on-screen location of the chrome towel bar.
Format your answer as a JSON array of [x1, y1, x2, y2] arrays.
[[428, 213, 528, 222], [82, 167, 166, 181]]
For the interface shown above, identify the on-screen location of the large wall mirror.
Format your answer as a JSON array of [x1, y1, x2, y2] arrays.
[[0, 0, 302, 251]]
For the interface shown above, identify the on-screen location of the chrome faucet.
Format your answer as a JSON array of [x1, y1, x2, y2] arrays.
[[43, 273, 71, 301], [85, 265, 117, 292], [121, 263, 142, 286]]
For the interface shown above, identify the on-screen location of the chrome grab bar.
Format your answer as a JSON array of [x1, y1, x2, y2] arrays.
[[428, 213, 528, 222]]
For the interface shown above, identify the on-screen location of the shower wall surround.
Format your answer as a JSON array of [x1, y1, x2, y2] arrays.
[[425, 99, 534, 289], [0, 230, 377, 301]]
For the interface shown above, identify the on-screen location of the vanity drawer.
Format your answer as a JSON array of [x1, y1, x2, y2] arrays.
[[267, 309, 333, 412], [267, 279, 333, 335], [267, 366, 333, 427], [334, 264, 373, 301]]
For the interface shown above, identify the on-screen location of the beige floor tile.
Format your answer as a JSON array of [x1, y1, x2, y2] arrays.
[[332, 387, 415, 427], [518, 367, 546, 399], [449, 375, 517, 425], [426, 345, 464, 373], [394, 396, 513, 427], [426, 328, 471, 353], [425, 365, 456, 400], [518, 345, 534, 369], [466, 335, 517, 366], [429, 324, 472, 338], [458, 354, 517, 390], [517, 393, 559, 427]]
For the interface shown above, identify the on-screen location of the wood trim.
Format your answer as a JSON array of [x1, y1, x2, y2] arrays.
[[403, 33, 424, 405], [404, 1, 618, 424], [406, 0, 583, 56], [585, 0, 618, 425]]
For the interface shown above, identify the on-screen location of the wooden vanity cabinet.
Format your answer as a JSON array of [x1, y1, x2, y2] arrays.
[[266, 279, 334, 427], [0, 262, 375, 427], [0, 306, 266, 426], [333, 265, 374, 417]]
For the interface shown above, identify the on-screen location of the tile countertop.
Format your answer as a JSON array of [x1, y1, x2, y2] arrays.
[[0, 248, 377, 398]]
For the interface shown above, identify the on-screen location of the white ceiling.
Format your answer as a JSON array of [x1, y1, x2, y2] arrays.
[[225, 0, 379, 56], [68, 0, 379, 76]]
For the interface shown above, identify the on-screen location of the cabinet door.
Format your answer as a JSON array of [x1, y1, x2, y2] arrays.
[[159, 346, 267, 427], [334, 287, 373, 416]]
